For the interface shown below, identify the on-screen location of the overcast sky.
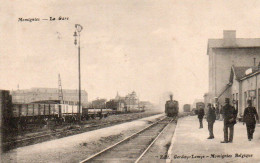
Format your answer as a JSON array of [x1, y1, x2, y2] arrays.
[[1, 0, 260, 106]]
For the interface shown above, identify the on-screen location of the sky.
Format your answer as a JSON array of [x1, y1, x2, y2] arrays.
[[1, 0, 260, 107]]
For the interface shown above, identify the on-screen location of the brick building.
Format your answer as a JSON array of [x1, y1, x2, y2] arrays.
[[206, 30, 260, 106]]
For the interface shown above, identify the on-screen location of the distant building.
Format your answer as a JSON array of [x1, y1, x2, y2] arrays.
[[206, 30, 260, 105], [108, 91, 140, 112], [11, 87, 88, 104], [125, 91, 139, 111], [115, 91, 125, 101], [91, 98, 107, 109], [106, 99, 126, 112]]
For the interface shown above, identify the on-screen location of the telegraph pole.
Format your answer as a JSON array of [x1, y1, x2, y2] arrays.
[[74, 24, 83, 122], [58, 73, 64, 103]]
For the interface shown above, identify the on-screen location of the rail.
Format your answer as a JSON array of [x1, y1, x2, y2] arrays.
[[79, 116, 174, 163], [135, 118, 174, 163]]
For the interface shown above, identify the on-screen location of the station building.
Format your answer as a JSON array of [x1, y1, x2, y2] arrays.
[[11, 87, 88, 105], [229, 65, 260, 118], [206, 30, 260, 107]]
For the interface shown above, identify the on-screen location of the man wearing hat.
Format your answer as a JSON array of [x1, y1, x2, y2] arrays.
[[197, 105, 205, 128], [221, 98, 237, 143], [207, 103, 216, 139], [243, 100, 259, 141]]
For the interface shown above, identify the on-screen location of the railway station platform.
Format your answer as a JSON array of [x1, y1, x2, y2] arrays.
[[167, 115, 260, 163]]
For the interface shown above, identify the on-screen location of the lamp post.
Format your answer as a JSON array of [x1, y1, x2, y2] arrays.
[[74, 24, 83, 122]]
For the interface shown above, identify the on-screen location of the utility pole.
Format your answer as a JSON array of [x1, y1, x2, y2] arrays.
[[58, 73, 64, 103], [74, 24, 83, 122]]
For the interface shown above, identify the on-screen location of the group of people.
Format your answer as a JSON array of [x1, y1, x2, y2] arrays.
[[197, 98, 259, 142]]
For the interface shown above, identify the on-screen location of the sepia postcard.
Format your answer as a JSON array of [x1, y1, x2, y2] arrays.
[[1, 0, 260, 162]]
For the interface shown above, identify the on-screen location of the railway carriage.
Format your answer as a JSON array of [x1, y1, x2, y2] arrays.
[[183, 104, 191, 112], [193, 102, 205, 115], [81, 108, 114, 120]]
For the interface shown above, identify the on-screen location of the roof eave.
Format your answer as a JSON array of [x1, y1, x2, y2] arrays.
[[240, 71, 260, 81], [212, 46, 260, 49]]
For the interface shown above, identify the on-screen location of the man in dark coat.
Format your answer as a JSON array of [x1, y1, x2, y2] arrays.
[[243, 100, 259, 141], [207, 103, 216, 139], [221, 98, 237, 143], [198, 105, 205, 128]]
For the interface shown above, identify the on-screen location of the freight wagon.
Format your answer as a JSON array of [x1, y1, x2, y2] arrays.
[[11, 102, 115, 121], [11, 101, 82, 124], [1, 90, 118, 130], [193, 102, 205, 115], [1, 90, 13, 130], [82, 108, 114, 119], [183, 104, 191, 112]]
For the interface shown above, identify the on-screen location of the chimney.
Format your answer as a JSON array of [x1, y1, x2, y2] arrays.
[[223, 30, 236, 47]]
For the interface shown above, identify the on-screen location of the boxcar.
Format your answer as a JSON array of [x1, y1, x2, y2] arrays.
[[193, 102, 205, 115], [183, 104, 191, 112]]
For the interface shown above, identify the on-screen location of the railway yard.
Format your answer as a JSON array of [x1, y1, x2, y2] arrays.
[[2, 110, 162, 151], [1, 113, 179, 163]]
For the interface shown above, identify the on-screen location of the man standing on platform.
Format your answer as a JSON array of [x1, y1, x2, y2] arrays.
[[243, 100, 259, 141], [221, 98, 237, 143], [207, 103, 216, 139], [198, 105, 205, 128]]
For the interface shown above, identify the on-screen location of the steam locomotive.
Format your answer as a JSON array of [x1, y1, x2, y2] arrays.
[[165, 95, 179, 117]]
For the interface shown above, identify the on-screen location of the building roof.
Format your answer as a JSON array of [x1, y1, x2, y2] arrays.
[[12, 87, 88, 94], [230, 66, 260, 82], [233, 66, 251, 80], [207, 38, 260, 55], [209, 38, 260, 48], [240, 68, 260, 81]]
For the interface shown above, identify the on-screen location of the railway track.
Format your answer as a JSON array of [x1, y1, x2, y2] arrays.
[[3, 121, 127, 151], [3, 113, 161, 152], [79, 116, 176, 163]]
